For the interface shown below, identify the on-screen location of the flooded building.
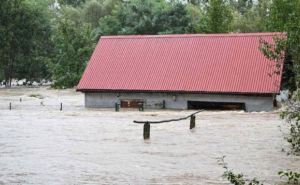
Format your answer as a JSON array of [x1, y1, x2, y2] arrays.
[[77, 33, 284, 111]]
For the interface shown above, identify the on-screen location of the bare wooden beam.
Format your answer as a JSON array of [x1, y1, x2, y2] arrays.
[[133, 110, 203, 124], [134, 110, 203, 140]]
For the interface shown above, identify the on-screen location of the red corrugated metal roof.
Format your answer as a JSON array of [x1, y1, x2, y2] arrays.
[[77, 33, 284, 94]]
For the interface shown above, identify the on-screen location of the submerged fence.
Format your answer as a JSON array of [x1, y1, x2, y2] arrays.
[[133, 110, 204, 139], [0, 98, 83, 111]]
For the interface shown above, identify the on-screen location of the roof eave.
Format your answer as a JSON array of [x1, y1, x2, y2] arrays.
[[76, 88, 279, 96]]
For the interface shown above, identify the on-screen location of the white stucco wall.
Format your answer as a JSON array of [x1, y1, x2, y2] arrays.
[[84, 92, 274, 112]]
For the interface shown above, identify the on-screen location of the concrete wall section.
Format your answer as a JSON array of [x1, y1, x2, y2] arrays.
[[84, 92, 274, 112]]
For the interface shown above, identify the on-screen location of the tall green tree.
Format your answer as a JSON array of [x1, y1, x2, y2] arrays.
[[185, 3, 207, 33], [83, 0, 104, 28], [230, 2, 268, 33], [50, 17, 94, 88], [260, 0, 300, 91], [206, 0, 233, 33], [256, 0, 270, 31], [97, 0, 193, 35], [0, 0, 52, 85], [229, 0, 253, 15], [82, 0, 121, 28]]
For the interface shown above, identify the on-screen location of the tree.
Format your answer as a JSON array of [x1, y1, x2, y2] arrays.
[[259, 0, 300, 155], [267, 0, 294, 31], [185, 3, 207, 33], [187, 0, 206, 5], [230, 2, 268, 33], [229, 0, 253, 15], [97, 0, 193, 36], [50, 17, 94, 88], [82, 0, 121, 28], [206, 0, 233, 33], [155, 2, 192, 34], [83, 0, 104, 28], [0, 0, 52, 85], [262, 0, 300, 90], [255, 0, 270, 32], [57, 0, 85, 7]]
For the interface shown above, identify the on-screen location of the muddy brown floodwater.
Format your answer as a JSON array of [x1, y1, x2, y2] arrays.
[[0, 87, 299, 185]]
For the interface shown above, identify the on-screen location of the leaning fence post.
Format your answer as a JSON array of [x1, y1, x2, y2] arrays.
[[190, 115, 196, 129], [60, 102, 62, 111], [143, 122, 150, 139], [9, 102, 11, 110]]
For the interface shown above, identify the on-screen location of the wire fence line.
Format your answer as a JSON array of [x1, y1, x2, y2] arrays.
[[0, 101, 83, 111]]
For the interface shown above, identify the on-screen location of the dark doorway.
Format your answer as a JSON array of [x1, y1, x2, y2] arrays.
[[121, 100, 144, 108], [187, 101, 245, 110]]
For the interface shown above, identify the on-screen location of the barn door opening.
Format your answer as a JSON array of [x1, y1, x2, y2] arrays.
[[121, 100, 144, 108], [187, 101, 245, 111]]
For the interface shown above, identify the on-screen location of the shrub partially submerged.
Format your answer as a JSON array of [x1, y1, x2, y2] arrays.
[[29, 93, 44, 99], [279, 171, 300, 184], [280, 100, 300, 155], [218, 156, 263, 185]]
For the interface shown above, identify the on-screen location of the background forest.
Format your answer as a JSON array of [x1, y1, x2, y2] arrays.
[[0, 0, 299, 89]]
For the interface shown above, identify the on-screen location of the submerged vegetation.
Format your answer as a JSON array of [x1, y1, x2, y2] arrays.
[[220, 156, 300, 185], [278, 171, 300, 184], [219, 156, 263, 185], [280, 100, 300, 155]]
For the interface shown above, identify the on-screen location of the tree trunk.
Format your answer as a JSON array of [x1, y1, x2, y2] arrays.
[[8, 53, 16, 87], [4, 67, 10, 87]]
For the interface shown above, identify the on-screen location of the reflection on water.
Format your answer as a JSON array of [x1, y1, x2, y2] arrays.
[[0, 88, 299, 185]]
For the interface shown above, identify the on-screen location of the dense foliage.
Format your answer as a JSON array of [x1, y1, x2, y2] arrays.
[[280, 100, 300, 154], [0, 0, 52, 85], [0, 0, 299, 88], [50, 18, 94, 88], [259, 0, 300, 156]]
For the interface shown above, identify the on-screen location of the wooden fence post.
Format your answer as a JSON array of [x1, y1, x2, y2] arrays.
[[9, 102, 11, 110], [162, 100, 166, 109], [20, 98, 22, 102], [115, 103, 120, 112], [190, 115, 195, 129], [143, 122, 150, 139], [60, 103, 62, 111], [138, 103, 144, 111]]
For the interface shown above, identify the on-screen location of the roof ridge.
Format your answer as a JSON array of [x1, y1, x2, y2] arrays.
[[101, 32, 284, 39]]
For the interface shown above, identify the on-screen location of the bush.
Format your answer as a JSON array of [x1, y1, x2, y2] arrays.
[[278, 171, 300, 184], [218, 156, 263, 185], [280, 99, 300, 155]]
